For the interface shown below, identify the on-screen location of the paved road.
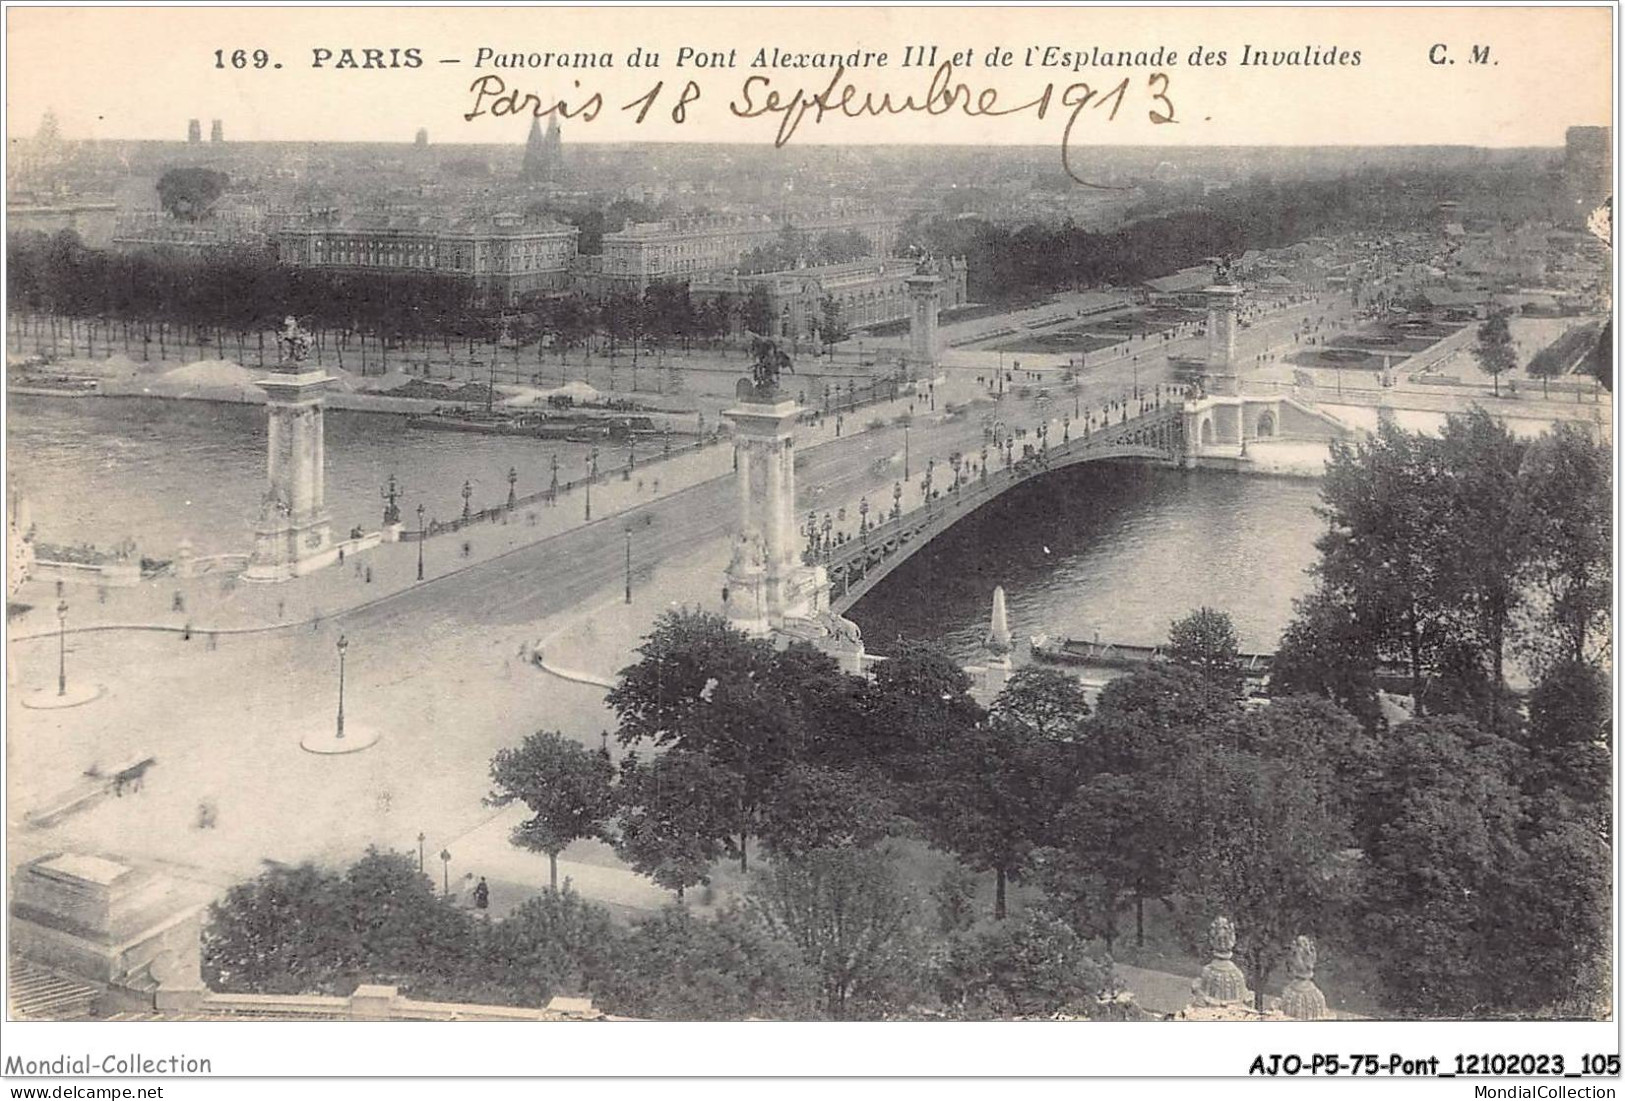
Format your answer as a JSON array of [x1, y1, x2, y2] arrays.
[[332, 294, 1344, 638]]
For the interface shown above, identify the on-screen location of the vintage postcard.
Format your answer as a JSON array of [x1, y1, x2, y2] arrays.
[[2, 2, 1616, 1085]]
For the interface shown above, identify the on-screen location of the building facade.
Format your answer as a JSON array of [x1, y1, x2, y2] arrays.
[[597, 210, 902, 291], [693, 256, 969, 340], [274, 211, 579, 303]]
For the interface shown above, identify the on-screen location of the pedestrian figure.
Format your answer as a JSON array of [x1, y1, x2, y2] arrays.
[[172, 591, 185, 613], [473, 877, 490, 913]]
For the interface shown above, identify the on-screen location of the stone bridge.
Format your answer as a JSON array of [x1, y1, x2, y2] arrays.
[[819, 403, 1185, 615]]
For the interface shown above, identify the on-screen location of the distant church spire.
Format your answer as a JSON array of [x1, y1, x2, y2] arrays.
[[522, 114, 563, 183]]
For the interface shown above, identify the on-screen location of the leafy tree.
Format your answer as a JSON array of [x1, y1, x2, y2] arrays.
[[1269, 585, 1384, 728], [608, 611, 794, 873], [1472, 309, 1516, 396], [815, 294, 849, 357], [1493, 811, 1612, 1015], [1039, 772, 1176, 950], [481, 883, 625, 1002], [741, 284, 775, 335], [757, 763, 896, 858], [1524, 660, 1611, 807], [1083, 666, 1234, 776], [341, 848, 482, 988], [1174, 745, 1356, 1013], [989, 665, 1090, 744], [935, 911, 1119, 1019], [912, 720, 1062, 919], [859, 639, 986, 786], [601, 904, 818, 1020], [203, 863, 358, 994], [1358, 715, 1529, 1014], [1316, 421, 1455, 708], [1431, 410, 1536, 732], [612, 749, 736, 898], [1522, 423, 1612, 669], [930, 865, 981, 936], [203, 848, 479, 999], [487, 731, 616, 890], [748, 846, 926, 1019], [1167, 606, 1243, 692], [156, 167, 230, 221]]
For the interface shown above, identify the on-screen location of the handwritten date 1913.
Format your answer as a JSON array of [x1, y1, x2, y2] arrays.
[[730, 61, 1178, 188]]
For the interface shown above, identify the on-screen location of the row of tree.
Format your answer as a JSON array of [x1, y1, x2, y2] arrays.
[[204, 845, 1130, 1021], [1271, 411, 1610, 731], [6, 229, 809, 361]]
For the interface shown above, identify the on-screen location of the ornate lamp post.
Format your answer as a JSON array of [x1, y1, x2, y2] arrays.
[[416, 504, 425, 581], [335, 634, 349, 742], [624, 527, 633, 604], [903, 422, 910, 480], [461, 479, 473, 522], [859, 497, 870, 545], [949, 451, 963, 492], [549, 453, 560, 505], [439, 848, 451, 896], [627, 438, 636, 478], [381, 474, 401, 527], [507, 467, 519, 510], [803, 510, 821, 564], [585, 448, 599, 522], [892, 480, 902, 521], [1063, 415, 1070, 443], [55, 599, 68, 697], [821, 513, 834, 561], [417, 832, 426, 874], [922, 459, 935, 514], [662, 427, 671, 457]]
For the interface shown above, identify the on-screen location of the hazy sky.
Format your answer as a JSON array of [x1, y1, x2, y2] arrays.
[[7, 6, 1613, 148]]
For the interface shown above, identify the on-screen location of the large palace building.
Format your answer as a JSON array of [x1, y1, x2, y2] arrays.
[[273, 210, 579, 303], [596, 210, 902, 291], [693, 256, 969, 340]]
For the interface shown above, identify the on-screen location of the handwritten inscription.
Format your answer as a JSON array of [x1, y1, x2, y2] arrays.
[[464, 62, 1179, 189]]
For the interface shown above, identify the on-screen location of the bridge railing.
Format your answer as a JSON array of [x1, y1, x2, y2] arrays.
[[817, 404, 1183, 605]]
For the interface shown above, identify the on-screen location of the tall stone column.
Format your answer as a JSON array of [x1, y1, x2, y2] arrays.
[[905, 261, 943, 382], [723, 390, 827, 636], [245, 319, 337, 582], [1203, 282, 1245, 397]]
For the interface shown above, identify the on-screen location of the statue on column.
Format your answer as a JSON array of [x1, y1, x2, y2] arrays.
[[278, 316, 313, 367], [745, 336, 795, 401]]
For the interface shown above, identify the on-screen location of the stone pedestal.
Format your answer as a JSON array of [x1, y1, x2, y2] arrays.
[[723, 396, 829, 635], [244, 368, 336, 582], [10, 852, 211, 1014]]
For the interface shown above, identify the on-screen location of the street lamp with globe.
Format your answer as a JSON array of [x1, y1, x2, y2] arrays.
[[56, 599, 68, 697], [416, 504, 426, 581], [335, 635, 349, 741]]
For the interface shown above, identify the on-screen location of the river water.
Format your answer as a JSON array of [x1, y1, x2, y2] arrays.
[[848, 462, 1326, 660], [9, 395, 1328, 651], [8, 395, 604, 557]]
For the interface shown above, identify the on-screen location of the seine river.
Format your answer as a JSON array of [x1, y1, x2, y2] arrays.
[[8, 395, 603, 557], [10, 395, 1326, 651], [848, 461, 1325, 659]]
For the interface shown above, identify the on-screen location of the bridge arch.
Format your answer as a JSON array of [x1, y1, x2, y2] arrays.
[[821, 407, 1184, 615]]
